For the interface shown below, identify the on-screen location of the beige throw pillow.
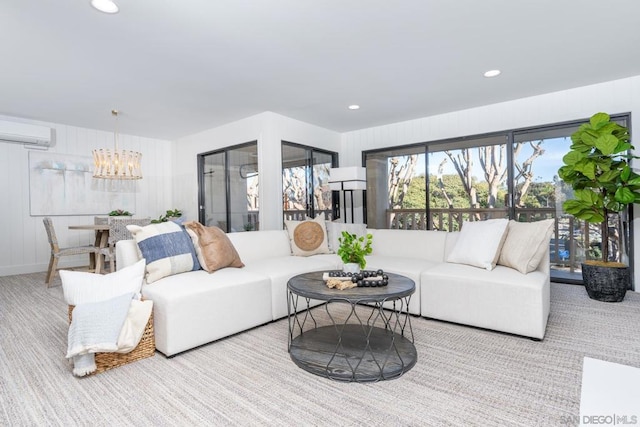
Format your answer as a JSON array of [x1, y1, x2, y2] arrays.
[[498, 219, 554, 274], [284, 215, 330, 256], [184, 221, 244, 273], [446, 218, 509, 271]]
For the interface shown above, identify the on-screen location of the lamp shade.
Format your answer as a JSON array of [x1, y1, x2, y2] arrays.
[[328, 167, 366, 191]]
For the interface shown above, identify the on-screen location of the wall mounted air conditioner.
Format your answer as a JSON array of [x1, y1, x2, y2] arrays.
[[0, 120, 55, 148]]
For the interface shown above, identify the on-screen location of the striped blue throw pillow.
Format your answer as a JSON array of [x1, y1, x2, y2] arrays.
[[127, 222, 201, 283]]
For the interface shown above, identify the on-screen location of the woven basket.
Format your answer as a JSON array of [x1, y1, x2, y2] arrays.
[[68, 302, 155, 375]]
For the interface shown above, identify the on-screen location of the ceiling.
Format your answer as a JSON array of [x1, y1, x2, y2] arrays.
[[3, 1, 640, 141]]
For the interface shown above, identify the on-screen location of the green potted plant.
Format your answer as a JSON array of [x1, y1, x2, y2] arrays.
[[151, 208, 183, 224], [108, 209, 133, 217], [558, 112, 639, 301], [337, 231, 373, 273], [164, 208, 182, 221]]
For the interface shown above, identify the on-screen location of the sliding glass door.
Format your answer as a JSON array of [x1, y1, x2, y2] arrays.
[[512, 118, 631, 281], [282, 141, 338, 221], [365, 145, 426, 230], [363, 115, 633, 283], [198, 142, 259, 232], [427, 134, 509, 230], [512, 126, 577, 280], [199, 151, 227, 229]]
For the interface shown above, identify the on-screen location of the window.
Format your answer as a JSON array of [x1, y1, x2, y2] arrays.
[[282, 142, 338, 221], [198, 142, 259, 232], [365, 145, 426, 229], [428, 134, 509, 230], [363, 115, 632, 283], [512, 126, 578, 278]]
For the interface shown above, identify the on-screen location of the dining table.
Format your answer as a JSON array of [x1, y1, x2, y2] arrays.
[[68, 224, 110, 274]]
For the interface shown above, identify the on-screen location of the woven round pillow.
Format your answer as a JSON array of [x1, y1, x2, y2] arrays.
[[293, 221, 324, 251]]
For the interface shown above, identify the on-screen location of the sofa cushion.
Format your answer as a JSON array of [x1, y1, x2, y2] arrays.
[[369, 229, 448, 263], [446, 219, 509, 271], [444, 232, 460, 259], [364, 255, 439, 315], [227, 230, 292, 263], [325, 222, 367, 253], [421, 262, 550, 339], [141, 268, 272, 356], [307, 253, 343, 269], [241, 255, 336, 320], [184, 221, 244, 273], [127, 222, 201, 284], [284, 215, 330, 256], [498, 219, 554, 274]]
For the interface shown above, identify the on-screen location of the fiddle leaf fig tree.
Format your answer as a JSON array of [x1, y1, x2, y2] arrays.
[[558, 112, 640, 263]]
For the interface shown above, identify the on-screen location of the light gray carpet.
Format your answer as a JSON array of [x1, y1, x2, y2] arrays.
[[1, 273, 639, 426]]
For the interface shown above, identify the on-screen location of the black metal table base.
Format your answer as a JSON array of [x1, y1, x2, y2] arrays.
[[287, 271, 417, 383], [289, 324, 417, 382]]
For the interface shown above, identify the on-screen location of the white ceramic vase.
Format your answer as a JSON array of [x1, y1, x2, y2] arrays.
[[343, 263, 361, 274]]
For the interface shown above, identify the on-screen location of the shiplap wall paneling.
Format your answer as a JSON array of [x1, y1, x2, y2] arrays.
[[0, 114, 172, 276]]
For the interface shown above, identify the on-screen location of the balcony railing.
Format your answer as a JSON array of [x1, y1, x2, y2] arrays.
[[284, 210, 334, 221]]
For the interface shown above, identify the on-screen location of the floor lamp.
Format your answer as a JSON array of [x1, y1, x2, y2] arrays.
[[328, 167, 367, 223]]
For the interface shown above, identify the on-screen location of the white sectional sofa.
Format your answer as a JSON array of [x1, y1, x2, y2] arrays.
[[117, 228, 551, 357]]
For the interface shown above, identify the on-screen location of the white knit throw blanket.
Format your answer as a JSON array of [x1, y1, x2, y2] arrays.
[[67, 292, 134, 377]]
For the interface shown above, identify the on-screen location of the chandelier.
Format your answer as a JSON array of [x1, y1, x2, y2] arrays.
[[93, 110, 142, 180]]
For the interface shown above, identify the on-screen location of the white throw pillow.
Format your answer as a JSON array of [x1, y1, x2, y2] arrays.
[[498, 219, 554, 274], [284, 215, 330, 256], [446, 218, 509, 271], [61, 259, 146, 306]]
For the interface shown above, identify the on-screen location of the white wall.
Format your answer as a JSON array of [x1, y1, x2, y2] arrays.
[[342, 77, 640, 165], [173, 111, 341, 230], [5, 75, 640, 279], [0, 114, 173, 276], [341, 75, 640, 288]]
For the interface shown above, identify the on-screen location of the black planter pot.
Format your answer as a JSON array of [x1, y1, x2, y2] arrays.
[[581, 262, 630, 302]]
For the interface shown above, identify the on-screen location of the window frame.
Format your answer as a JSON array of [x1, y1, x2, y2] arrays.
[[281, 140, 339, 221], [197, 140, 258, 232], [361, 114, 633, 285]]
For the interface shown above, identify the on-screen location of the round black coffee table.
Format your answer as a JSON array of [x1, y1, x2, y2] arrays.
[[287, 271, 416, 382]]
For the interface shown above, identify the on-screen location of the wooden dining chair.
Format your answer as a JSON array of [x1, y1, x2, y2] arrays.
[[42, 217, 100, 287]]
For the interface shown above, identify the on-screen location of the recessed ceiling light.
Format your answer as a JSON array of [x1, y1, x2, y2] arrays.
[[91, 0, 119, 14], [348, 105, 360, 110], [484, 69, 501, 78]]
